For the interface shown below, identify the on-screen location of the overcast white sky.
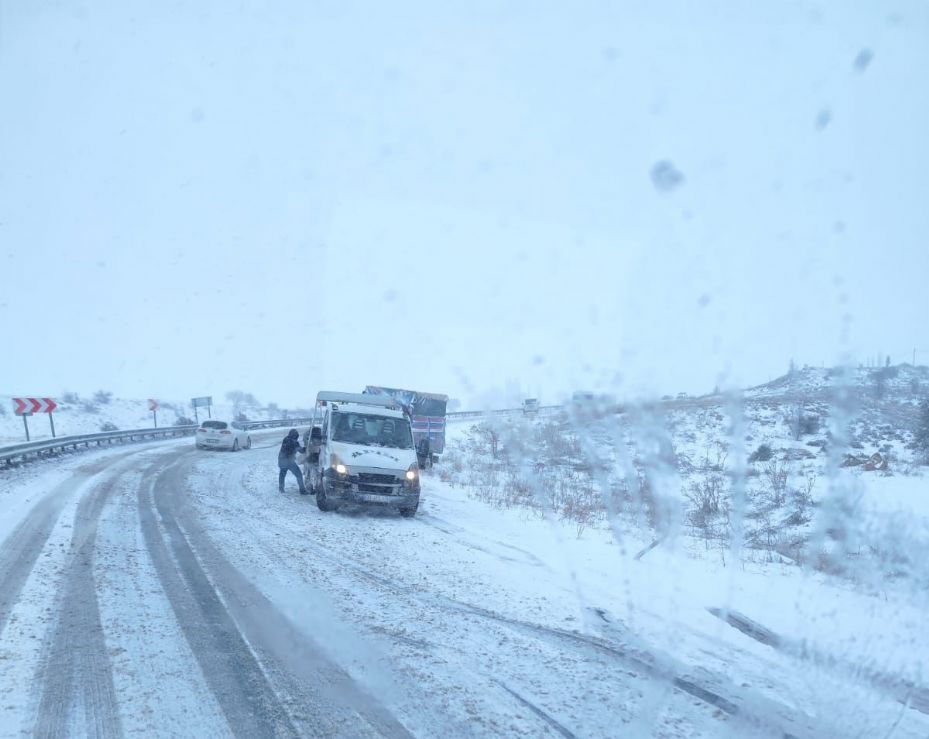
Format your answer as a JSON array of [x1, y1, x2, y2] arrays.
[[1, 0, 927, 409]]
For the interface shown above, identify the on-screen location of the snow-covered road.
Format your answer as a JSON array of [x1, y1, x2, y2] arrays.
[[0, 433, 926, 738]]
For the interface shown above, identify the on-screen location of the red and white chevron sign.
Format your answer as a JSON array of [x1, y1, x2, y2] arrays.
[[12, 397, 58, 415]]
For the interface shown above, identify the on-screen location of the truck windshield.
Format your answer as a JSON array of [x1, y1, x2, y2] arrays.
[[331, 412, 414, 449]]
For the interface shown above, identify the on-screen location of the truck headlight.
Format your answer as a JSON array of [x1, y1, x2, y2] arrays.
[[404, 464, 420, 489], [330, 454, 348, 476]]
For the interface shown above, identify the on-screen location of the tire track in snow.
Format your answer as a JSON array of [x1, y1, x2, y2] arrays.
[[416, 511, 550, 569], [141, 452, 410, 738], [288, 528, 826, 738], [139, 459, 301, 739], [0, 455, 133, 637], [0, 486, 73, 637], [33, 473, 124, 738], [708, 607, 929, 717], [209, 485, 706, 735], [189, 468, 592, 738], [494, 681, 578, 739]]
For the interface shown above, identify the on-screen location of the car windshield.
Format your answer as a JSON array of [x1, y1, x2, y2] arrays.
[[331, 412, 413, 449], [3, 3, 926, 737]]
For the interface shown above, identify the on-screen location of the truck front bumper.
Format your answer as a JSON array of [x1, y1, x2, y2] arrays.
[[322, 470, 420, 508]]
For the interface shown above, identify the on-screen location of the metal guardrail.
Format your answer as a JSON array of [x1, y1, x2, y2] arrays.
[[2, 405, 574, 466], [446, 405, 563, 420], [235, 418, 315, 430], [0, 418, 315, 465]]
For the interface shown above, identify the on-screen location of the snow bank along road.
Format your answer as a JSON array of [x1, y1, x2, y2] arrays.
[[0, 432, 925, 738]]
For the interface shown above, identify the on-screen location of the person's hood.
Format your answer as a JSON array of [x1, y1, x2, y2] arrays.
[[329, 440, 416, 472], [287, 429, 299, 439]]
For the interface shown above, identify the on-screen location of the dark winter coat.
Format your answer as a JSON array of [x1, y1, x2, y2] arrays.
[[278, 430, 305, 465]]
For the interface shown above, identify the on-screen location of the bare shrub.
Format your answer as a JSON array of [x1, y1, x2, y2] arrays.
[[684, 471, 728, 550], [538, 421, 583, 460], [914, 398, 929, 464], [785, 406, 821, 440], [699, 441, 728, 471], [93, 390, 113, 405], [226, 390, 260, 417], [472, 423, 502, 460], [546, 466, 599, 537], [761, 459, 790, 507]]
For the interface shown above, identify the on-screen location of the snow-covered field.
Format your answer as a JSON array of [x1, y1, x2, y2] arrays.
[[0, 417, 927, 737]]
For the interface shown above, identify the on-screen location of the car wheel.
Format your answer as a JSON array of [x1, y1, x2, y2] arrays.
[[245, 436, 252, 450], [232, 439, 239, 452], [400, 502, 419, 518]]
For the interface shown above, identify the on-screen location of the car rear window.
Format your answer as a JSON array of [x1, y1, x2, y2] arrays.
[[201, 421, 228, 430]]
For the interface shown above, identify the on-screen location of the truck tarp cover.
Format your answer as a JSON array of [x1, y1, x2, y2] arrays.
[[364, 386, 448, 453]]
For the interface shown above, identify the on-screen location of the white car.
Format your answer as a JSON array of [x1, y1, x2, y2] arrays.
[[195, 420, 252, 451]]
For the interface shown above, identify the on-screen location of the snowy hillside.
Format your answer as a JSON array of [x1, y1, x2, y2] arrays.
[[442, 363, 929, 578], [745, 363, 929, 402]]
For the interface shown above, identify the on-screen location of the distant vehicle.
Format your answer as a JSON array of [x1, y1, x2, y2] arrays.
[[195, 420, 252, 451], [572, 391, 596, 405], [522, 398, 540, 415], [364, 386, 448, 467], [304, 391, 420, 517]]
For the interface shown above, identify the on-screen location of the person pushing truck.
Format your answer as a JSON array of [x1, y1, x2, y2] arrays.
[[278, 428, 308, 494]]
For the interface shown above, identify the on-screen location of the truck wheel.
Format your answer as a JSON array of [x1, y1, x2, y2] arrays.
[[400, 503, 419, 518], [316, 482, 336, 512]]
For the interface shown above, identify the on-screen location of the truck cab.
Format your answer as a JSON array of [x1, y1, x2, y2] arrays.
[[304, 391, 420, 517]]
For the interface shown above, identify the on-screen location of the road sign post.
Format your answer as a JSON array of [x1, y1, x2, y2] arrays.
[[149, 399, 159, 428], [191, 396, 212, 425], [12, 398, 57, 441]]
